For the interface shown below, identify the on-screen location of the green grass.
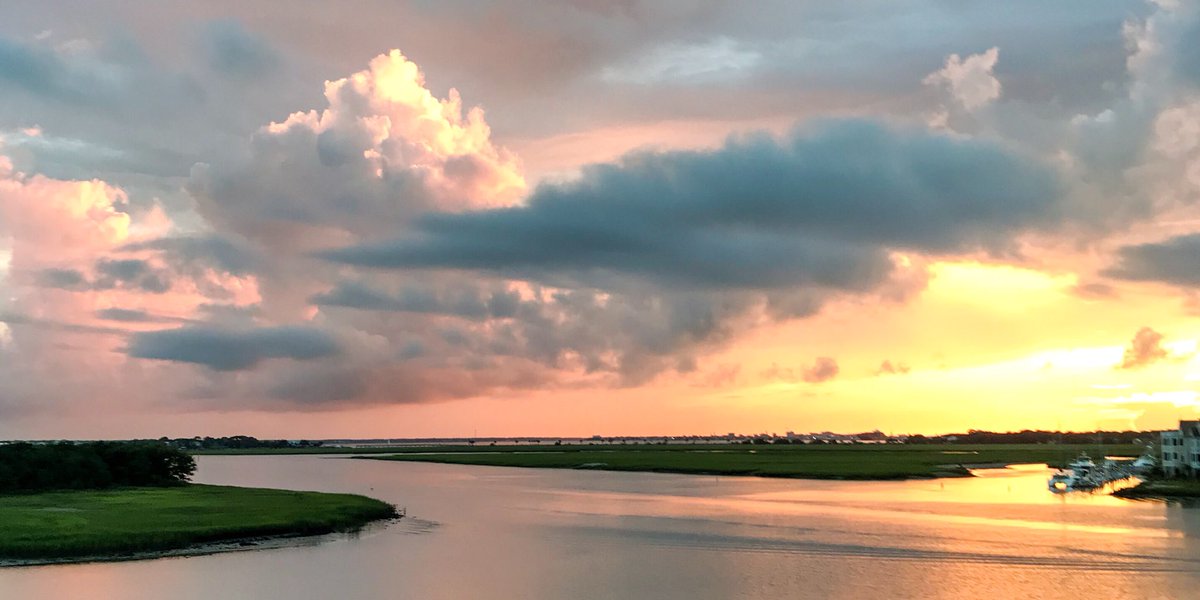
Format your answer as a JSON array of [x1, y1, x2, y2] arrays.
[[364, 443, 1144, 480], [189, 447, 412, 455], [0, 484, 397, 561], [1113, 478, 1200, 500]]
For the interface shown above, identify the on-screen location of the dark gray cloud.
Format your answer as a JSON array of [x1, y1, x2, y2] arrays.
[[94, 258, 171, 293], [0, 34, 201, 112], [96, 258, 150, 281], [0, 311, 127, 336], [0, 36, 115, 104], [325, 120, 1061, 290], [35, 268, 87, 290], [311, 280, 525, 320], [95, 308, 186, 324], [96, 308, 154, 322], [1104, 234, 1200, 287], [128, 326, 340, 371], [35, 261, 170, 293], [120, 236, 260, 276], [200, 20, 280, 79]]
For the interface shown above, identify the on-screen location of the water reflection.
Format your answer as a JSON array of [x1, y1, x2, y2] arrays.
[[1, 457, 1198, 599]]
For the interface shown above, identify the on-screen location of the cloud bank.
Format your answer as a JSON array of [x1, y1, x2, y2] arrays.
[[325, 120, 1061, 288]]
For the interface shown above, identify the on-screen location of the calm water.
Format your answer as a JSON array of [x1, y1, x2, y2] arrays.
[[2, 456, 1199, 599]]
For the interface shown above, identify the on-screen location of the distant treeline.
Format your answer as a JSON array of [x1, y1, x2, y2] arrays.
[[905, 430, 1157, 445], [0, 442, 195, 493], [158, 435, 324, 450]]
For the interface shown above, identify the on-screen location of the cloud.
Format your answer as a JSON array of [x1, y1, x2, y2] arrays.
[[760, 363, 799, 382], [0, 157, 132, 265], [188, 49, 525, 252], [324, 119, 1062, 290], [759, 357, 840, 384], [31, 259, 173, 294], [0, 36, 122, 104], [924, 47, 1002, 111], [36, 267, 87, 290], [297, 107, 1073, 392], [1104, 233, 1200, 286], [128, 325, 340, 371], [94, 258, 170, 293], [1071, 281, 1118, 299], [1057, 1, 1200, 220], [1117, 326, 1169, 370], [0, 127, 190, 180], [95, 308, 151, 322], [876, 360, 911, 376], [0, 155, 269, 421], [802, 357, 839, 383], [311, 280, 521, 320], [0, 34, 200, 113], [119, 236, 260, 277], [1177, 12, 1200, 85], [697, 363, 741, 388], [600, 37, 761, 85], [95, 308, 184, 323], [200, 20, 279, 79]]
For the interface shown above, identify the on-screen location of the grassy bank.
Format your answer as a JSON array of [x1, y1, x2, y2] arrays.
[[0, 484, 397, 562], [1113, 479, 1200, 500], [364, 443, 1144, 480], [190, 447, 411, 455]]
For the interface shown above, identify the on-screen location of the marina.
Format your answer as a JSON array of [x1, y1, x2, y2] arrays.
[[1047, 449, 1156, 493]]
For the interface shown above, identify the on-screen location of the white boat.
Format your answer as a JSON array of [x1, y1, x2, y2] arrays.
[[1132, 445, 1156, 474], [1048, 453, 1100, 492], [1048, 450, 1146, 493]]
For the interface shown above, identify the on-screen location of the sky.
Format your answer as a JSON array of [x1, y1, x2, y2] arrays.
[[3, 0, 1200, 439]]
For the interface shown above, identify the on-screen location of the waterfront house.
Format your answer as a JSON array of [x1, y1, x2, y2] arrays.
[[1161, 420, 1200, 478]]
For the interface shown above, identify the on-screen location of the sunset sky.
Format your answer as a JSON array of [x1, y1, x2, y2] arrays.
[[3, 0, 1200, 439]]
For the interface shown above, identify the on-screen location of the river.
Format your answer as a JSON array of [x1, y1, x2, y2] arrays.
[[2, 456, 1199, 599]]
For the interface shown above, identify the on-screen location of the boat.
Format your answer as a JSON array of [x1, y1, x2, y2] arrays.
[[1048, 450, 1145, 493], [1048, 452, 1100, 492], [1131, 445, 1157, 474]]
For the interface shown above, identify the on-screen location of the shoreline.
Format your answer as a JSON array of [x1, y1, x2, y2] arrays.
[[1111, 479, 1200, 501], [356, 456, 1048, 481], [0, 518, 401, 569]]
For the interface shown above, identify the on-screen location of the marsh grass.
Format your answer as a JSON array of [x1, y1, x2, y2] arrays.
[[366, 443, 1145, 480], [0, 484, 397, 560]]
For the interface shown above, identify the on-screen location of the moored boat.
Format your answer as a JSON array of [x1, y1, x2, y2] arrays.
[[1048, 452, 1099, 492]]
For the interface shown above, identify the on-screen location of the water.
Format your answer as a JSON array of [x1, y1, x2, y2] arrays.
[[2, 457, 1199, 599]]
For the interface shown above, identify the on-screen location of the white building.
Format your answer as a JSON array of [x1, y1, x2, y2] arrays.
[[1161, 420, 1200, 478]]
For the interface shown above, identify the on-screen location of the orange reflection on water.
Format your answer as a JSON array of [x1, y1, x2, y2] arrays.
[[534, 465, 1171, 539]]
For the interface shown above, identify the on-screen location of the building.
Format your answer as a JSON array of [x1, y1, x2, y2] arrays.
[[1161, 420, 1200, 478]]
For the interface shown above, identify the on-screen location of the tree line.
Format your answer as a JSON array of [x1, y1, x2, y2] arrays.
[[904, 429, 1155, 445], [159, 435, 323, 450], [0, 442, 195, 493]]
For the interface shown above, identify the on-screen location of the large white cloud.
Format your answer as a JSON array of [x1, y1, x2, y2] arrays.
[[189, 49, 525, 253]]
